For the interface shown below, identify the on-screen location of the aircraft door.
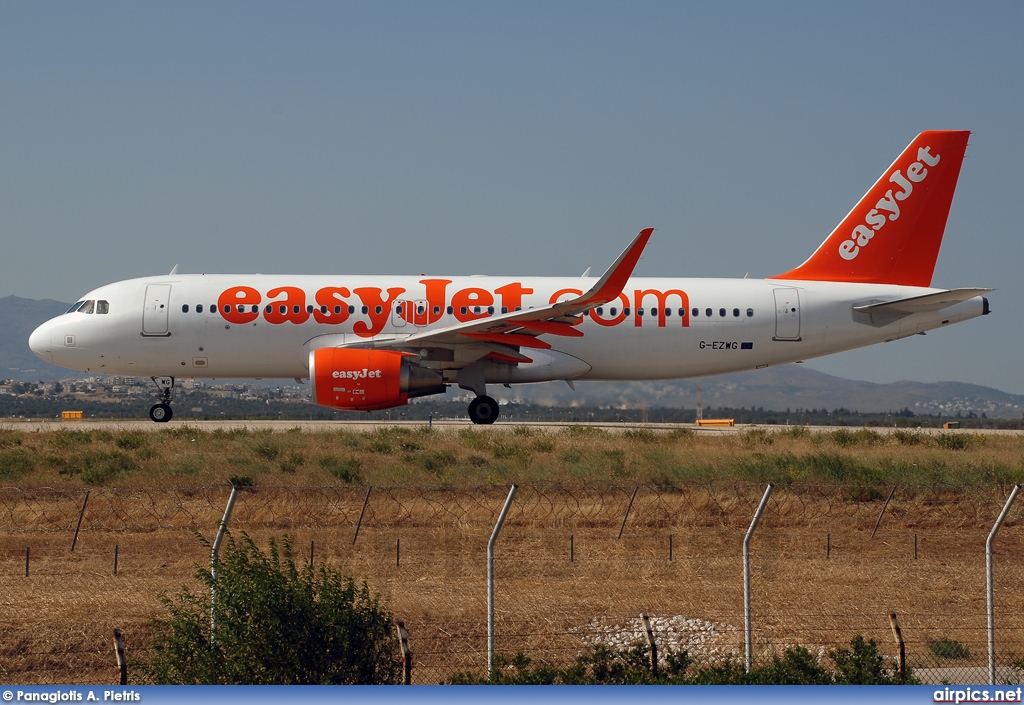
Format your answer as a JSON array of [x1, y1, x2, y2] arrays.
[[413, 300, 429, 327], [392, 301, 408, 327], [143, 284, 172, 336], [773, 288, 801, 341]]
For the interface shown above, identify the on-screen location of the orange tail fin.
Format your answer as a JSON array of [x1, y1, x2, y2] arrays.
[[772, 130, 970, 286]]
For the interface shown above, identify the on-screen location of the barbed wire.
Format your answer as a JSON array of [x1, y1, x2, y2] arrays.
[[2, 481, 1022, 685]]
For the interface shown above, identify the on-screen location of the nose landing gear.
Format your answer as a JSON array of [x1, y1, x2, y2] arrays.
[[149, 376, 175, 423]]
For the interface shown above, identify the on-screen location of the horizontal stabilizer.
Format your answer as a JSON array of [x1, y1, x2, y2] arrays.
[[853, 288, 992, 315]]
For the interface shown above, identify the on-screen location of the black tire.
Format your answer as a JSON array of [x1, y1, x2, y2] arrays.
[[468, 395, 499, 425], [149, 403, 173, 423]]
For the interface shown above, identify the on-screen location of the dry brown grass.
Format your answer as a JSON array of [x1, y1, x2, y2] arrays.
[[1, 425, 1023, 684]]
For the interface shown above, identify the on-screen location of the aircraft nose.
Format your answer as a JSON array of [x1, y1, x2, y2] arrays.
[[29, 322, 52, 363]]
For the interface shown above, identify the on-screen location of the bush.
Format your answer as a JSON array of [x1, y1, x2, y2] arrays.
[[447, 635, 911, 685], [145, 533, 400, 684]]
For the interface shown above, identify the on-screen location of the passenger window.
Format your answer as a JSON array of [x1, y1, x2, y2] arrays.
[[251, 305, 259, 313], [447, 306, 453, 314], [610, 307, 617, 316], [719, 308, 726, 317], [692, 308, 698, 318], [678, 308, 685, 317], [237, 304, 246, 313], [182, 304, 189, 313], [306, 305, 314, 314], [334, 306, 341, 314], [293, 305, 301, 314], [196, 304, 203, 314], [360, 306, 367, 314], [97, 300, 109, 314], [418, 305, 425, 314], [665, 309, 671, 317], [638, 308, 644, 316], [434, 306, 441, 315], [348, 305, 355, 314], [501, 307, 508, 314], [460, 306, 467, 315], [747, 308, 754, 317], [733, 308, 740, 317], [320, 305, 328, 314], [279, 305, 287, 314], [624, 308, 631, 316], [374, 306, 382, 314], [705, 308, 712, 317], [487, 306, 494, 314], [396, 305, 404, 316], [596, 307, 604, 315], [80, 300, 95, 314]]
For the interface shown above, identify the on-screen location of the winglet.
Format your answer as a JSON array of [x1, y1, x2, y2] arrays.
[[771, 131, 970, 286], [577, 228, 653, 306]]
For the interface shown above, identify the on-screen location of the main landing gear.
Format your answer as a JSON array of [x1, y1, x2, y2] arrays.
[[468, 395, 499, 425], [149, 376, 175, 423]]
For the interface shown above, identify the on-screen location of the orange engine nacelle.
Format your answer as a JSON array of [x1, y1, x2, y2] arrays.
[[309, 348, 445, 412]]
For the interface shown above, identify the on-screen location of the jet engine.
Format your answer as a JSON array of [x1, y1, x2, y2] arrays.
[[309, 348, 445, 411]]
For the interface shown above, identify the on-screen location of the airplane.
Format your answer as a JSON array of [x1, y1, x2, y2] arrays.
[[29, 130, 990, 424]]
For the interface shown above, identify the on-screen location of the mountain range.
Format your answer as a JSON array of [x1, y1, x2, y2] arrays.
[[3, 295, 1022, 418]]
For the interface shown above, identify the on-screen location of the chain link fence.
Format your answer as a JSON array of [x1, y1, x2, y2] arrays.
[[2, 482, 1022, 684]]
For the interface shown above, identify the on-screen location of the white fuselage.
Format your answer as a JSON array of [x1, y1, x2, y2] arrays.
[[29, 273, 986, 384]]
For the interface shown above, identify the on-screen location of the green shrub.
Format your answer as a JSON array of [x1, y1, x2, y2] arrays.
[[623, 429, 658, 444], [928, 638, 971, 660], [318, 455, 362, 483], [145, 533, 400, 684], [447, 635, 910, 685], [936, 433, 980, 451], [115, 431, 148, 450], [0, 448, 35, 481]]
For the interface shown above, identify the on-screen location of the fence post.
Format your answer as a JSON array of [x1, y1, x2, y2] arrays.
[[888, 610, 906, 682], [395, 619, 412, 685], [112, 629, 127, 685], [871, 486, 897, 539], [618, 486, 639, 539], [744, 483, 773, 673], [987, 483, 1021, 685], [71, 490, 90, 552], [353, 486, 373, 545], [641, 612, 658, 677], [488, 484, 518, 675], [211, 485, 240, 644]]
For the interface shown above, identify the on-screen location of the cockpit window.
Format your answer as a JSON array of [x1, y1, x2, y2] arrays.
[[97, 300, 109, 314], [66, 301, 85, 314], [79, 300, 95, 314]]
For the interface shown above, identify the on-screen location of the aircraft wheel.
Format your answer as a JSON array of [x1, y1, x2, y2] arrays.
[[149, 403, 173, 423], [468, 395, 499, 425]]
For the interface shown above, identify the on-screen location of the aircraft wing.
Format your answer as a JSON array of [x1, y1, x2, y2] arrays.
[[853, 288, 992, 315], [357, 228, 652, 357]]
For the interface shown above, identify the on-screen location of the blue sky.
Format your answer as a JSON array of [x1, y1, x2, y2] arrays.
[[2, 2, 1022, 391]]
